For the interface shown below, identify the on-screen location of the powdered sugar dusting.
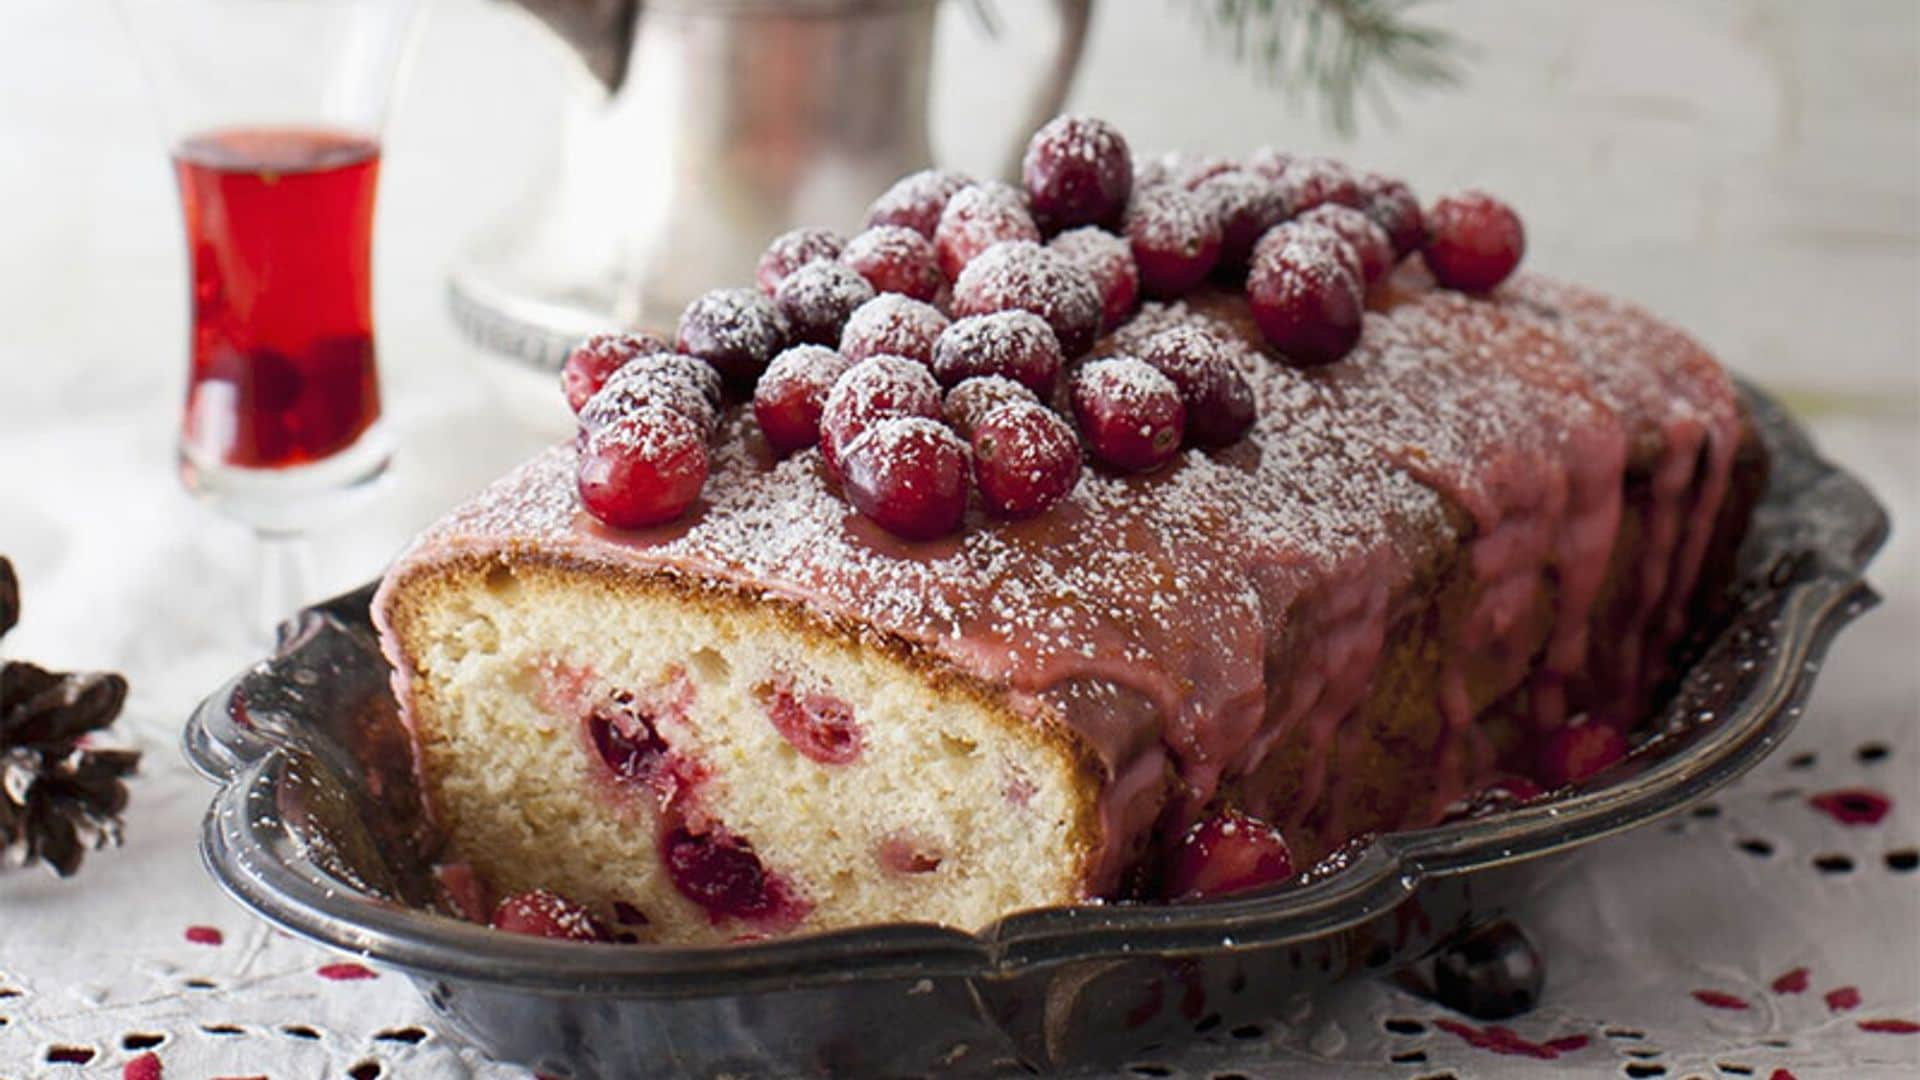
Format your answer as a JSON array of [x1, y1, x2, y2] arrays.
[[758, 345, 850, 407], [934, 182, 1040, 278], [943, 374, 1039, 438], [866, 169, 972, 238], [581, 356, 720, 436], [677, 289, 788, 367], [1125, 187, 1220, 255], [756, 227, 845, 295], [1049, 226, 1141, 330], [587, 404, 704, 460], [773, 260, 874, 344], [950, 241, 1103, 357], [822, 355, 942, 432], [1075, 354, 1180, 409], [1275, 155, 1363, 212], [1256, 220, 1364, 291], [839, 294, 949, 366], [1026, 114, 1129, 174], [932, 310, 1062, 392]]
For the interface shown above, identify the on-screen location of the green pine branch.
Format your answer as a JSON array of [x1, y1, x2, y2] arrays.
[[1179, 0, 1465, 134]]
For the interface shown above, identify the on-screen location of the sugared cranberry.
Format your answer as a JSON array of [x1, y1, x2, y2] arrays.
[[838, 294, 950, 367], [753, 344, 852, 456], [755, 226, 845, 296], [949, 240, 1103, 357], [1137, 151, 1234, 191], [1049, 226, 1140, 331], [560, 330, 671, 413], [818, 354, 943, 478], [675, 287, 789, 396], [1174, 155, 1242, 190], [773, 260, 875, 346], [1021, 114, 1133, 232], [757, 677, 862, 765], [662, 826, 795, 922], [1298, 203, 1395, 286], [1136, 325, 1257, 446], [972, 400, 1081, 518], [933, 310, 1064, 396], [1165, 808, 1295, 900], [576, 406, 710, 528], [1132, 152, 1178, 191], [628, 351, 724, 410], [1192, 171, 1291, 275], [1245, 145, 1294, 180], [1274, 156, 1363, 214], [866, 168, 972, 238], [1246, 222, 1364, 367], [586, 705, 668, 787], [490, 889, 611, 943], [1536, 721, 1627, 787], [839, 416, 970, 540], [1358, 172, 1424, 257], [1124, 187, 1222, 298], [1071, 356, 1186, 473], [943, 375, 1040, 440], [578, 354, 721, 439], [933, 181, 1040, 280], [1423, 190, 1526, 292], [842, 225, 945, 303]]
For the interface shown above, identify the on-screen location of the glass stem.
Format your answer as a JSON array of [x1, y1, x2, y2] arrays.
[[253, 529, 315, 647]]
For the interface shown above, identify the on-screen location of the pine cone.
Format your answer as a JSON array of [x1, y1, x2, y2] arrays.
[[0, 556, 17, 639], [0, 555, 139, 876]]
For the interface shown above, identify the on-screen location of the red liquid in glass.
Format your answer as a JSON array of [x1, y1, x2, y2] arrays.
[[175, 127, 382, 469]]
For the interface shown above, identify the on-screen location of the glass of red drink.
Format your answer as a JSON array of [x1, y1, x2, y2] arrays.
[[119, 0, 425, 635]]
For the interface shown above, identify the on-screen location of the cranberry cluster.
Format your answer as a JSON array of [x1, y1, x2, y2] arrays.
[[560, 115, 1527, 540]]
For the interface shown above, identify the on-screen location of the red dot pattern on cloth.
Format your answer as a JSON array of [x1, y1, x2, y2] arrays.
[[123, 1051, 163, 1080], [1826, 986, 1863, 1011], [316, 962, 377, 981], [1770, 966, 1809, 994], [184, 925, 223, 946], [1858, 1019, 1920, 1034], [1431, 1018, 1588, 1059], [1691, 989, 1750, 1010], [1807, 787, 1892, 825]]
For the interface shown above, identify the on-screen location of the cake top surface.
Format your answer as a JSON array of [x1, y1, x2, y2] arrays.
[[407, 253, 1744, 679]]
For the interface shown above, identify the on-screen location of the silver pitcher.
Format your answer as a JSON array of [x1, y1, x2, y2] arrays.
[[450, 0, 1092, 379]]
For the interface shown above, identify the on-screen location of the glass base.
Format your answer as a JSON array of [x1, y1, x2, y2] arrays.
[[178, 420, 392, 534]]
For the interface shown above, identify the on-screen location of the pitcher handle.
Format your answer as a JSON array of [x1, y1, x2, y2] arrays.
[[974, 0, 1093, 181]]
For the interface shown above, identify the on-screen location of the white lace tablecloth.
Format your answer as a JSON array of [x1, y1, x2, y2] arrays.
[[0, 402, 1914, 1079]]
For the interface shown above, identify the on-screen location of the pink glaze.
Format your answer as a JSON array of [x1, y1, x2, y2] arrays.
[[373, 271, 1744, 900], [1499, 276, 1743, 725]]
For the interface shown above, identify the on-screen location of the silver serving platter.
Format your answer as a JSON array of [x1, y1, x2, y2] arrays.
[[183, 383, 1885, 1079]]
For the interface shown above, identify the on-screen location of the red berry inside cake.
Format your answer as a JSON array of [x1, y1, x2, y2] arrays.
[[375, 115, 1761, 945]]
